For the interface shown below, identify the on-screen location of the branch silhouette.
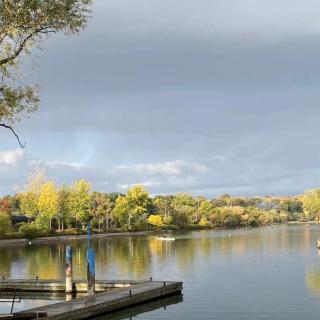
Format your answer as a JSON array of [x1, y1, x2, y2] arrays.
[[0, 123, 26, 148]]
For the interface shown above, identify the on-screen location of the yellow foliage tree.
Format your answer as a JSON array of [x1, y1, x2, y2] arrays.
[[19, 169, 47, 218], [148, 215, 164, 227], [38, 181, 58, 230]]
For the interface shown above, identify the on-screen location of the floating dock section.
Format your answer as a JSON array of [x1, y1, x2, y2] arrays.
[[1, 280, 183, 320]]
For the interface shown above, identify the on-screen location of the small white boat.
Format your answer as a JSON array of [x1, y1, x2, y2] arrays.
[[153, 236, 176, 241]]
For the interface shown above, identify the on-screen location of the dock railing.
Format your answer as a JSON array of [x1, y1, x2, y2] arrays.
[[0, 288, 23, 315]]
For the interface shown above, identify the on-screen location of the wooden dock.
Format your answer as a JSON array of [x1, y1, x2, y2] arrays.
[[0, 279, 148, 293], [11, 281, 183, 320]]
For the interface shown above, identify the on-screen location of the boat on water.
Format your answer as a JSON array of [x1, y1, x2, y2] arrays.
[[153, 236, 176, 241]]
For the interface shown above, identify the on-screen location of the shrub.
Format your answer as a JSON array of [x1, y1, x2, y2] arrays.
[[148, 215, 164, 227], [19, 223, 41, 239], [34, 214, 51, 231], [198, 217, 210, 227], [0, 213, 12, 233]]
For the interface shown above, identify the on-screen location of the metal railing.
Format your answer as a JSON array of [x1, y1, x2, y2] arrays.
[[0, 288, 23, 315]]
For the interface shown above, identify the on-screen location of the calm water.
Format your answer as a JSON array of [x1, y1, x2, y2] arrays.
[[1, 224, 320, 319]]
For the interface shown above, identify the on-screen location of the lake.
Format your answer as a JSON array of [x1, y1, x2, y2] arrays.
[[1, 224, 320, 319]]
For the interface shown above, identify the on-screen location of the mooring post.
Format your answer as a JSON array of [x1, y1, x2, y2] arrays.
[[66, 246, 74, 294], [87, 248, 95, 295]]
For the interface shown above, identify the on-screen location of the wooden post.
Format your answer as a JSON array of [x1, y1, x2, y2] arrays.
[[317, 240, 320, 249], [66, 246, 73, 294], [87, 248, 95, 295]]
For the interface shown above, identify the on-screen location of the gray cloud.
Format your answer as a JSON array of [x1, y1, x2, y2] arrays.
[[2, 0, 320, 196]]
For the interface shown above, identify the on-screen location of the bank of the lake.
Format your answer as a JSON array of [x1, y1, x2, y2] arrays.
[[1, 221, 319, 245], [0, 230, 153, 246]]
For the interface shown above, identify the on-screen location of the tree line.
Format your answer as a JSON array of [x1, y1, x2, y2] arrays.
[[0, 170, 320, 237]]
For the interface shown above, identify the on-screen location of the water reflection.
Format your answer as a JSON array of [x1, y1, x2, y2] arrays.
[[306, 267, 320, 296], [95, 294, 183, 320], [0, 225, 319, 281], [1, 225, 320, 319]]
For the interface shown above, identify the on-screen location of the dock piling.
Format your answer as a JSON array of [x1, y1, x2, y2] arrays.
[[66, 246, 74, 294]]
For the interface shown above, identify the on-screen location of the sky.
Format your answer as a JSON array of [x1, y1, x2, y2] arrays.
[[2, 0, 320, 197]]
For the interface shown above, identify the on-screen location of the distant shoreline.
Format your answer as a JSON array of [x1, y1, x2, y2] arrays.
[[0, 231, 153, 247], [0, 222, 319, 247]]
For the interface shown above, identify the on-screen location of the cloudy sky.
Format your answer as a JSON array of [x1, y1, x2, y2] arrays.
[[2, 0, 320, 197]]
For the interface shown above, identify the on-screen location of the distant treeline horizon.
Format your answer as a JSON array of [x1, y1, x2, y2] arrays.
[[0, 170, 320, 238]]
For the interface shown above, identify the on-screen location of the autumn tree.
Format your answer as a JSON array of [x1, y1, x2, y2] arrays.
[[172, 193, 195, 225], [0, 198, 12, 233], [127, 186, 151, 229], [0, 0, 92, 146], [19, 169, 47, 218], [69, 179, 92, 228], [57, 187, 70, 230], [113, 186, 151, 230], [92, 192, 115, 230], [153, 195, 173, 224], [302, 189, 320, 221], [113, 195, 129, 228], [199, 200, 213, 219], [37, 181, 58, 230]]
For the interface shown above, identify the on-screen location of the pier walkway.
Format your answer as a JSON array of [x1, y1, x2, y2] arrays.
[[12, 281, 182, 320]]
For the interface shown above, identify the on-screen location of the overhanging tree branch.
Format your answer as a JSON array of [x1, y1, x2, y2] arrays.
[[0, 0, 92, 148], [0, 123, 26, 148], [0, 30, 40, 66]]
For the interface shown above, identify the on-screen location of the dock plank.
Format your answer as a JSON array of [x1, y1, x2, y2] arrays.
[[14, 281, 182, 320]]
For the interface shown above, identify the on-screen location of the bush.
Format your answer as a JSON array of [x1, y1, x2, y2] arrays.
[[198, 217, 210, 227], [34, 214, 50, 231], [0, 213, 12, 233], [172, 212, 189, 227], [148, 215, 164, 227], [19, 223, 42, 240]]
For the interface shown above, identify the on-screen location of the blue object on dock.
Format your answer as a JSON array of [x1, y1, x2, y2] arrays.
[[87, 248, 95, 294]]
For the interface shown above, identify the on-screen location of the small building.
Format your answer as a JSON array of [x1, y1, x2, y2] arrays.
[[11, 215, 31, 225]]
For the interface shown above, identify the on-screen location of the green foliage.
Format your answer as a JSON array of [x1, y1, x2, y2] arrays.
[[2, 175, 320, 238], [199, 200, 213, 218], [57, 187, 71, 229], [19, 223, 41, 240], [0, 213, 11, 233], [113, 195, 129, 227], [302, 189, 320, 221], [113, 186, 151, 230], [92, 192, 115, 230], [172, 193, 196, 224], [19, 191, 38, 217], [68, 180, 92, 227]]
